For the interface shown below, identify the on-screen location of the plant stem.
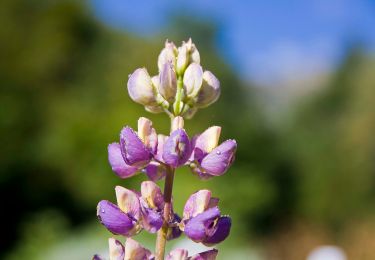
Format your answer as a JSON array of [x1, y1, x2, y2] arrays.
[[155, 165, 175, 260]]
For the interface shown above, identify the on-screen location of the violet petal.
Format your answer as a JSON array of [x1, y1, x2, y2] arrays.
[[141, 206, 163, 233], [108, 143, 139, 178], [154, 134, 167, 163], [163, 129, 191, 167], [97, 200, 137, 237], [120, 127, 151, 167], [203, 216, 231, 246], [200, 140, 237, 176], [144, 161, 167, 181], [184, 207, 220, 242]]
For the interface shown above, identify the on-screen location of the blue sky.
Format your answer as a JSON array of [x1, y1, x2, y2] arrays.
[[90, 0, 375, 86]]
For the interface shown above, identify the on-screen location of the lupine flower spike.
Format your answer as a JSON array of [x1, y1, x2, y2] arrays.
[[94, 39, 237, 260]]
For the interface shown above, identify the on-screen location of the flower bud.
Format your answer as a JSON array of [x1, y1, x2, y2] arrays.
[[159, 61, 177, 102], [158, 40, 177, 71], [183, 63, 203, 98], [196, 71, 220, 108], [186, 38, 200, 64], [176, 44, 189, 75], [127, 68, 157, 106]]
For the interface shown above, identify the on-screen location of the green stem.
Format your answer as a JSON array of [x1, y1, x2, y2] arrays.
[[173, 76, 184, 115]]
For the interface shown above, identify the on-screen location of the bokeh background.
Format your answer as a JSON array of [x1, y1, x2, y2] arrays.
[[1, 0, 375, 259]]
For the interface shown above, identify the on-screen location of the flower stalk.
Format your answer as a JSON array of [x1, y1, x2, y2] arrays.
[[155, 165, 175, 260], [93, 39, 236, 260]]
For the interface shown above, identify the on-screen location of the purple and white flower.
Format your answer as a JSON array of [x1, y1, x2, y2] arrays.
[[189, 126, 237, 179], [108, 117, 157, 178], [181, 190, 231, 246]]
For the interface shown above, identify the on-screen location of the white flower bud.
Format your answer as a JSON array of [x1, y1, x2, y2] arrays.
[[157, 40, 177, 71], [159, 62, 177, 102], [127, 68, 157, 106], [176, 44, 189, 75], [186, 38, 200, 64], [183, 63, 203, 98], [196, 71, 220, 108]]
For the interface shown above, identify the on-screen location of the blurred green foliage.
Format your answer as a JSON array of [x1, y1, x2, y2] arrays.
[[1, 0, 375, 259]]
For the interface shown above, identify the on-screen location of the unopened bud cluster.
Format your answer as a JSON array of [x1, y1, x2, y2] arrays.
[[127, 39, 220, 118], [94, 39, 236, 260]]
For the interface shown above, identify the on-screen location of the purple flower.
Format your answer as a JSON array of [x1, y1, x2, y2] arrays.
[[139, 181, 164, 233], [166, 248, 218, 260], [97, 186, 142, 237], [163, 129, 192, 167], [140, 181, 182, 240], [189, 126, 236, 179], [181, 190, 231, 246], [93, 237, 154, 260], [108, 117, 157, 178], [97, 182, 171, 236]]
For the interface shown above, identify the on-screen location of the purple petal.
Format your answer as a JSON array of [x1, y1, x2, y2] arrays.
[[120, 127, 151, 167], [138, 117, 158, 154], [190, 249, 218, 260], [141, 181, 164, 211], [167, 214, 182, 241], [92, 255, 104, 260], [163, 129, 191, 167], [184, 207, 220, 243], [183, 190, 212, 220], [200, 140, 237, 176], [124, 238, 153, 260], [140, 206, 163, 233], [203, 216, 231, 246], [115, 186, 141, 221], [144, 161, 167, 181], [166, 248, 188, 260], [97, 200, 138, 237], [154, 134, 167, 163], [108, 143, 138, 178], [108, 238, 125, 260]]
